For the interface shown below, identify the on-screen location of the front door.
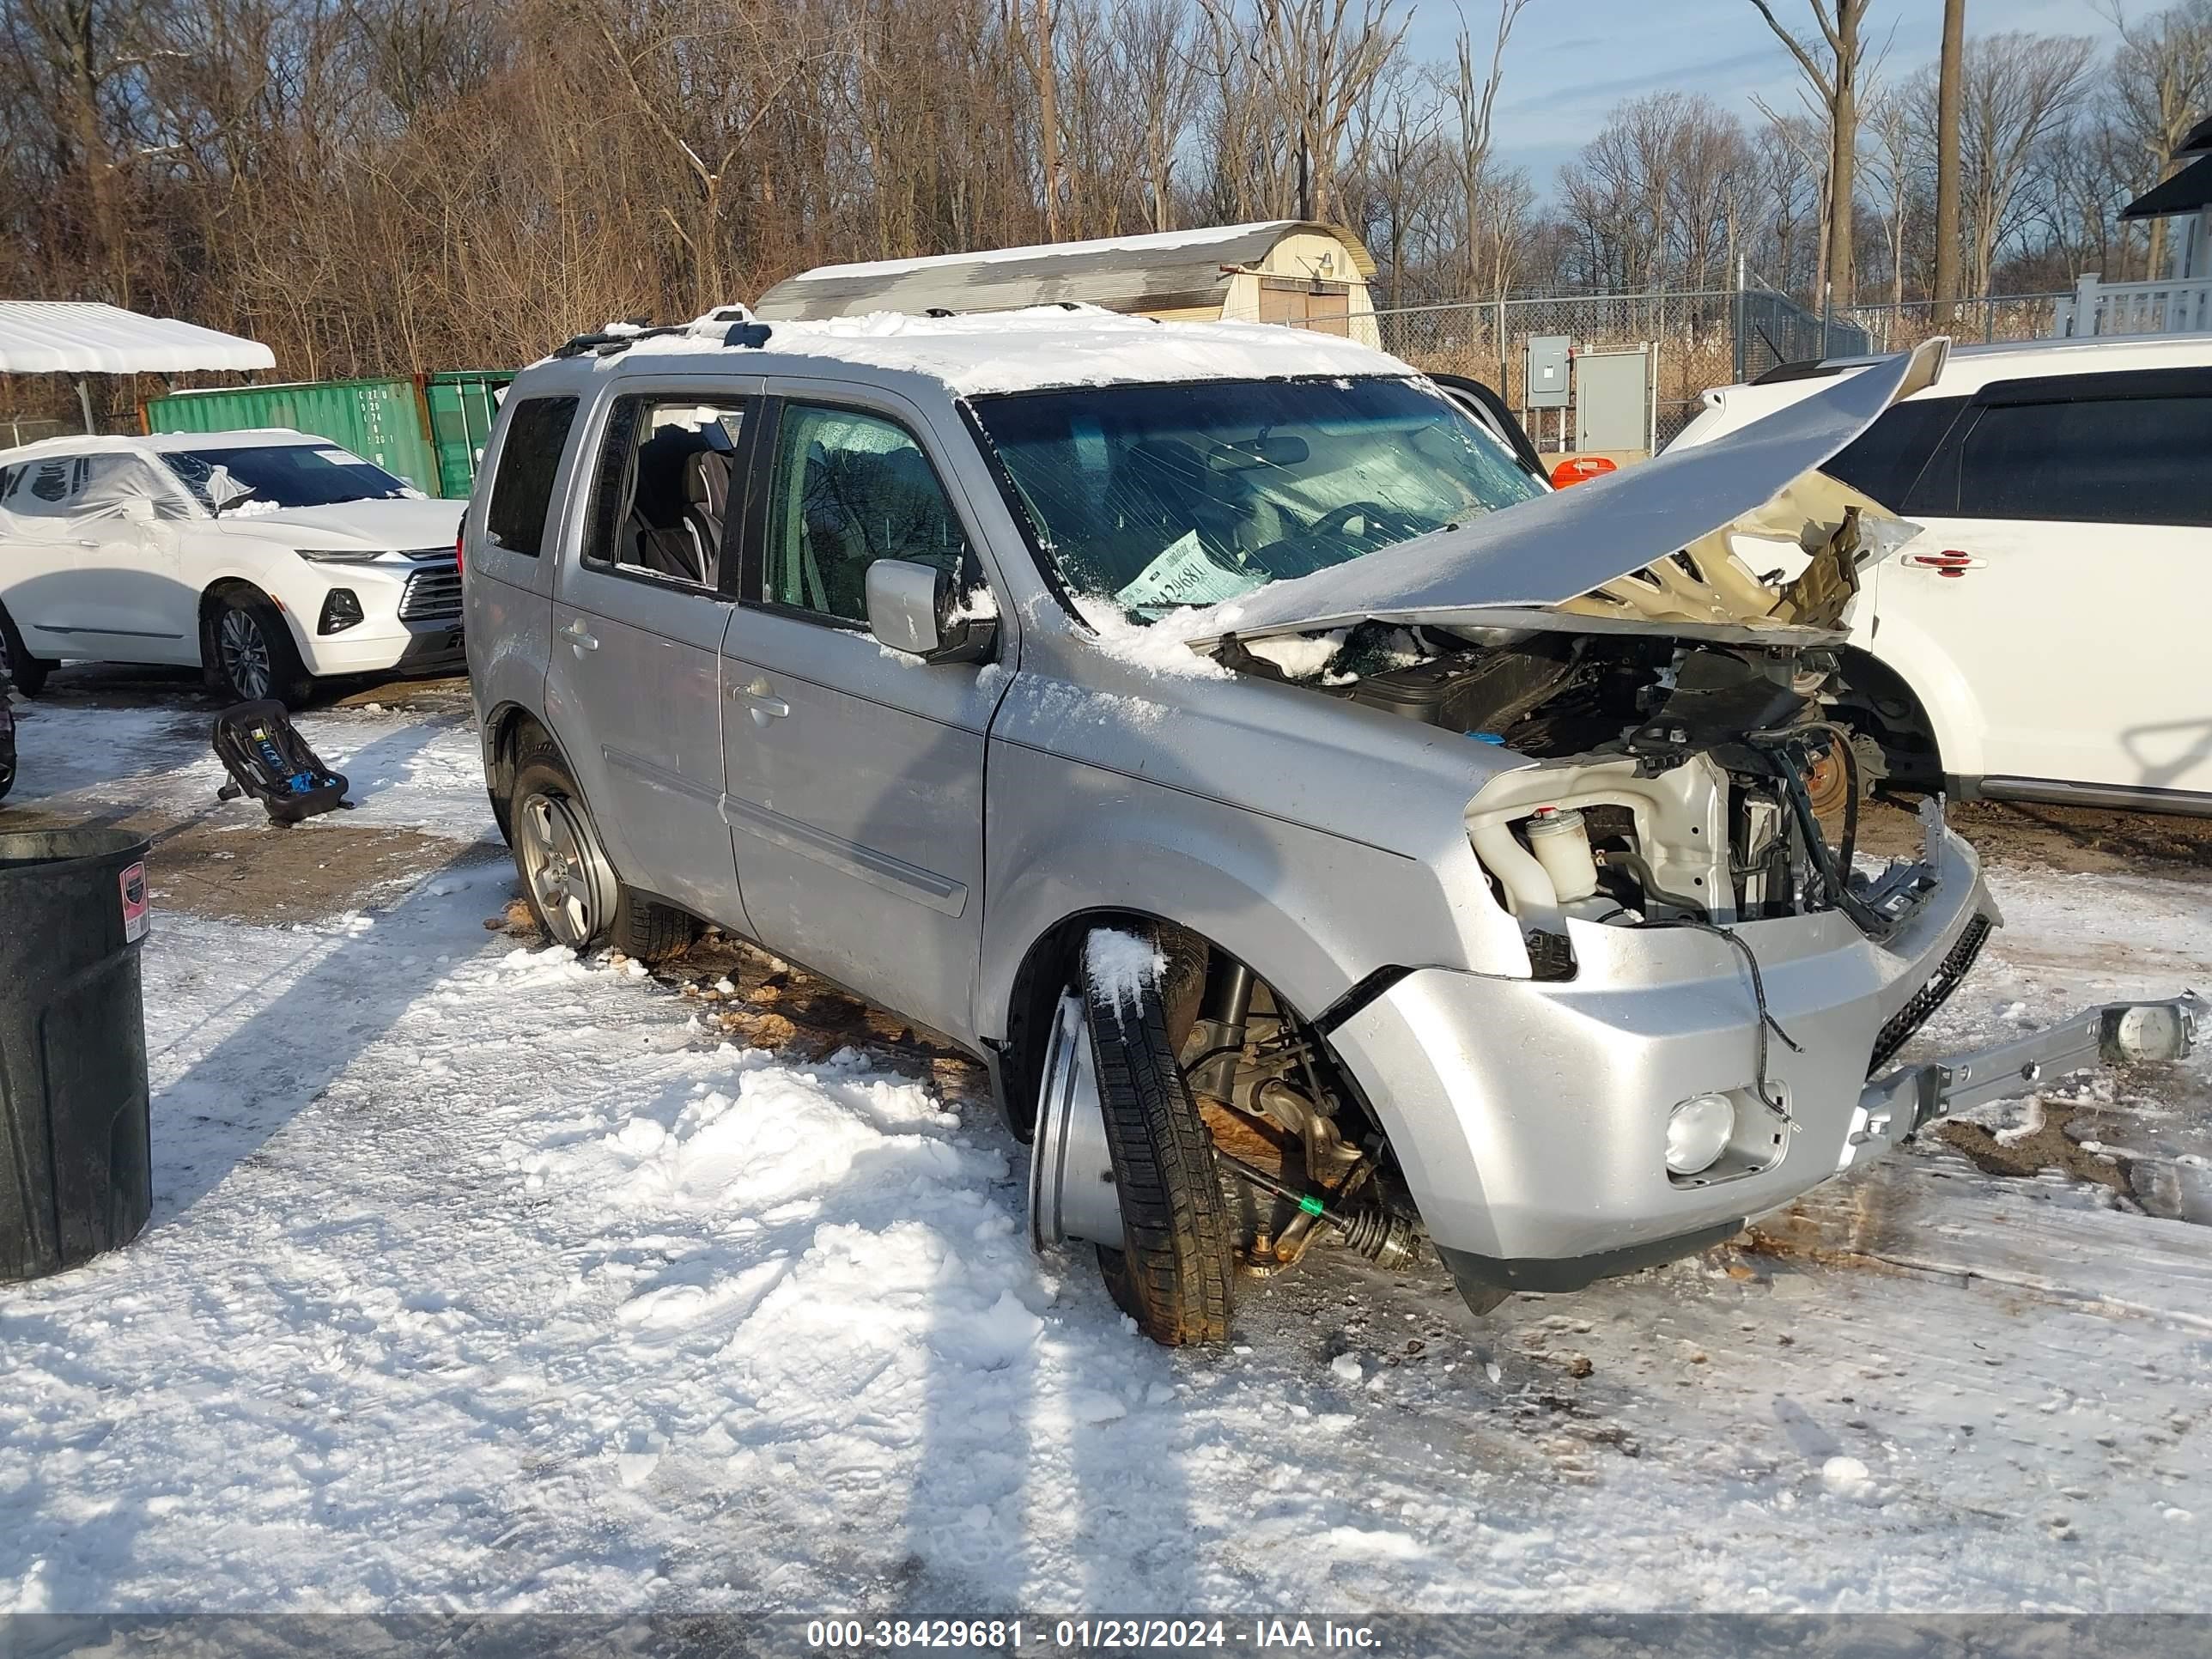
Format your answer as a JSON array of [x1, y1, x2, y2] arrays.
[[718, 386, 1007, 1043], [1883, 369, 2212, 798], [550, 385, 757, 928]]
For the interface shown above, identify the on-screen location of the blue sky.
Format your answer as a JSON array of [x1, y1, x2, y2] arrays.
[[1417, 0, 2124, 196]]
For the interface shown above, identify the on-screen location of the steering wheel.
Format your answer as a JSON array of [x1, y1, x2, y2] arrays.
[[1307, 500, 1427, 548]]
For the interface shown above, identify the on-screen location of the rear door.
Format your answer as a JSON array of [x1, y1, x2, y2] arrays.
[[1880, 368, 2212, 798], [717, 381, 1007, 1042], [550, 380, 758, 929]]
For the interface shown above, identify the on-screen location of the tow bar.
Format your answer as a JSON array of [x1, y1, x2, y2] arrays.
[[1840, 993, 2205, 1170]]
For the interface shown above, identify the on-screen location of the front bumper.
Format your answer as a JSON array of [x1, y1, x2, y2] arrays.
[[1326, 823, 2201, 1304], [296, 617, 466, 678]]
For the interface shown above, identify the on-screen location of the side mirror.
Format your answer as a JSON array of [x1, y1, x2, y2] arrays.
[[117, 496, 157, 524], [866, 559, 997, 665]]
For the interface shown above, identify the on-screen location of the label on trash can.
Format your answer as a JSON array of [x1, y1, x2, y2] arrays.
[[119, 861, 149, 942]]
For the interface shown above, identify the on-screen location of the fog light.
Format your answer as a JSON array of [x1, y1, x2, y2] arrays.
[[318, 588, 363, 635], [1666, 1092, 1737, 1176]]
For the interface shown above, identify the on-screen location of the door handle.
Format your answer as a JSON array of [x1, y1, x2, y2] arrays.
[[726, 676, 789, 719], [559, 619, 599, 650], [1903, 550, 1984, 577]]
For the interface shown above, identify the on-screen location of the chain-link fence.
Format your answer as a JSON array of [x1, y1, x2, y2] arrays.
[[1342, 283, 2062, 452], [0, 416, 68, 448]]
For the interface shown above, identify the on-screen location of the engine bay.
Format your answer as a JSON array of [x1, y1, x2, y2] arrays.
[[1214, 616, 1931, 969]]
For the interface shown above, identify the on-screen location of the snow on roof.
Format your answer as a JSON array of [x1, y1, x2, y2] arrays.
[[591, 307, 1402, 397], [0, 301, 276, 375], [0, 428, 322, 465]]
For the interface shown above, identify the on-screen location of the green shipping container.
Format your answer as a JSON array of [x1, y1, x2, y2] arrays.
[[142, 370, 512, 499], [143, 378, 442, 495], [422, 371, 512, 498]]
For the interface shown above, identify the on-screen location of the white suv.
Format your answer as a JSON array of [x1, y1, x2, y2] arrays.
[[1673, 334, 2212, 813], [0, 428, 467, 704]]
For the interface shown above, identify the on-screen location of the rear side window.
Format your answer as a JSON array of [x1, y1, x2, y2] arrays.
[[583, 395, 747, 589], [1, 456, 85, 519], [484, 396, 579, 556], [1820, 396, 1965, 511], [1954, 393, 2212, 527]]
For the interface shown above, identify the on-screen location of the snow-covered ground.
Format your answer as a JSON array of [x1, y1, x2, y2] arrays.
[[3, 682, 2209, 1615]]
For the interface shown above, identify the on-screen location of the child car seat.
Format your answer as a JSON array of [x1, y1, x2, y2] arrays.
[[211, 701, 349, 824]]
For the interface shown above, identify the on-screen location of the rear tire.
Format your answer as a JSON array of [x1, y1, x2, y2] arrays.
[[0, 606, 52, 696], [1079, 927, 1235, 1346], [508, 743, 698, 963], [206, 591, 310, 708], [609, 885, 701, 963]]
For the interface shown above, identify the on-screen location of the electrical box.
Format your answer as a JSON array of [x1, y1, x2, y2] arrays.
[[1524, 335, 1571, 410], [1574, 344, 1655, 456]]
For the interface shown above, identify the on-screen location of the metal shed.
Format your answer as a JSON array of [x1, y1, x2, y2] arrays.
[[753, 222, 1382, 348]]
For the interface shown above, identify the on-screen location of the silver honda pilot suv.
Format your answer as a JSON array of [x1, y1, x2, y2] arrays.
[[463, 308, 2199, 1346]]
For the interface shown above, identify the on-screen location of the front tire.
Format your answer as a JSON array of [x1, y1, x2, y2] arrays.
[[206, 591, 310, 707], [1072, 927, 1236, 1346], [507, 744, 698, 962], [0, 605, 52, 696]]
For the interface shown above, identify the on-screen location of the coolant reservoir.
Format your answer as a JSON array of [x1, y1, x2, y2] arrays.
[[1525, 807, 1600, 903]]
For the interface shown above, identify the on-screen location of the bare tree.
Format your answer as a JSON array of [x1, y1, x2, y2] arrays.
[[1444, 0, 1527, 300], [2104, 0, 2212, 276], [1934, 0, 1965, 315], [1861, 88, 1918, 307], [1200, 0, 1406, 222], [1916, 32, 2096, 297], [1747, 0, 1872, 304]]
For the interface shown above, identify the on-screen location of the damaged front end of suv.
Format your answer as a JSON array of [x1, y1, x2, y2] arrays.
[[984, 336, 2201, 1337]]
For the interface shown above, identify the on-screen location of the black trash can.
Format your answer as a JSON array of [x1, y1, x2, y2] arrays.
[[0, 830, 154, 1281]]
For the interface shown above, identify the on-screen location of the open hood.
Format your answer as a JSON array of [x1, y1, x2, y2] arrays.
[[1194, 337, 1948, 646]]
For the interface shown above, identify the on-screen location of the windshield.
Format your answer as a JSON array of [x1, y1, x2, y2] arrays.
[[969, 376, 1541, 620], [161, 444, 415, 510]]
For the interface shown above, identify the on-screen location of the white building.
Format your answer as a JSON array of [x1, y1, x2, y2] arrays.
[[2056, 114, 2212, 337], [753, 222, 1383, 349]]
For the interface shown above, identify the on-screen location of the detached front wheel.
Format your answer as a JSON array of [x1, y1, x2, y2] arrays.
[[1035, 927, 1235, 1346]]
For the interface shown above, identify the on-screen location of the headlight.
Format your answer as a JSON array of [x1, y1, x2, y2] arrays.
[[1665, 1092, 1737, 1176], [295, 548, 389, 564]]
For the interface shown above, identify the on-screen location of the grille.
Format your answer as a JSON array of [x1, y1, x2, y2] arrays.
[[1869, 913, 1993, 1074], [398, 563, 462, 622]]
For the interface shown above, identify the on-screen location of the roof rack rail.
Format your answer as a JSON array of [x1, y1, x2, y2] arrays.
[[550, 312, 772, 360], [550, 323, 688, 360]]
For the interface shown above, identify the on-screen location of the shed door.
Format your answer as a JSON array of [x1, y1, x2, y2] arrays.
[[1259, 277, 1352, 337]]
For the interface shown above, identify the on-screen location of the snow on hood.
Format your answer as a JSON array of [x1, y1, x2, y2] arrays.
[[217, 495, 465, 551], [1194, 337, 1949, 645]]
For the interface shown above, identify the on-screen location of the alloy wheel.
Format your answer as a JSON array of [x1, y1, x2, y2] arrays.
[[516, 789, 610, 948], [218, 609, 272, 701]]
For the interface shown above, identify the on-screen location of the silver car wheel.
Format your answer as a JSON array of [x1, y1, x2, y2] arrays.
[[218, 608, 272, 701], [516, 789, 611, 949], [1028, 990, 1126, 1251]]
